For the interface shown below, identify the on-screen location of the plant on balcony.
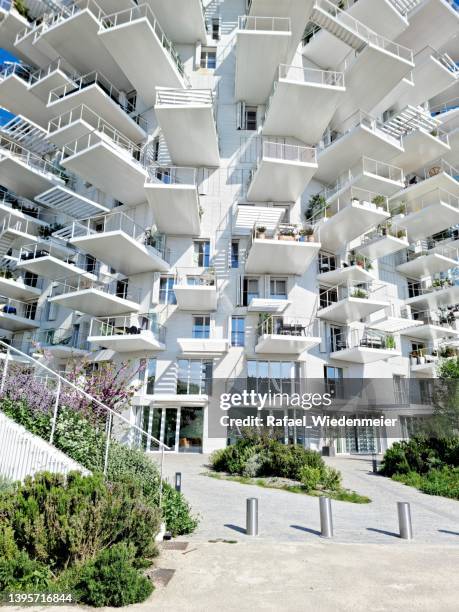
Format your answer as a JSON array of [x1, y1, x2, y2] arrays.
[[278, 227, 296, 241], [391, 202, 406, 217], [371, 195, 386, 210], [259, 312, 273, 335], [397, 229, 407, 239], [385, 335, 396, 350], [299, 226, 315, 242], [256, 226, 266, 239], [305, 194, 327, 222], [351, 288, 368, 299], [13, 0, 30, 20], [440, 346, 456, 358], [38, 223, 64, 239], [0, 268, 13, 280]]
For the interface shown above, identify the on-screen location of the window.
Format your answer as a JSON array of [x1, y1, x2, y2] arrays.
[[194, 240, 210, 267], [242, 277, 259, 306], [177, 359, 213, 395], [211, 18, 220, 40], [46, 300, 58, 321], [85, 254, 97, 274], [247, 360, 300, 394], [231, 316, 245, 347], [231, 241, 239, 268], [115, 279, 128, 299], [140, 358, 156, 394], [23, 271, 38, 288], [270, 278, 287, 300], [200, 47, 216, 69], [318, 252, 337, 273], [324, 365, 344, 397], [159, 276, 176, 304], [192, 315, 210, 339], [244, 106, 257, 130]]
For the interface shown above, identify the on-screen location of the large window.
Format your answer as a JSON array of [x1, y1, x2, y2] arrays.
[[231, 240, 239, 268], [159, 276, 176, 304], [231, 316, 245, 347], [177, 359, 213, 395], [270, 278, 287, 300], [140, 358, 156, 395], [200, 47, 216, 69], [194, 240, 210, 267], [192, 315, 210, 339], [324, 365, 344, 397], [242, 277, 259, 306], [247, 360, 300, 394]]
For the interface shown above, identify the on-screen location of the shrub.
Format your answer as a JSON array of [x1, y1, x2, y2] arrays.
[[300, 466, 322, 491], [69, 543, 153, 608], [322, 467, 342, 491], [0, 551, 51, 593], [161, 484, 198, 536], [419, 467, 459, 499], [380, 437, 459, 477], [242, 453, 263, 478]]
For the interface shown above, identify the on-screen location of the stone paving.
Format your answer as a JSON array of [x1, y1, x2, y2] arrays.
[[155, 453, 459, 545]]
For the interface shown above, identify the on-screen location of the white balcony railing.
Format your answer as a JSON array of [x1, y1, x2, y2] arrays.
[[155, 87, 214, 107], [359, 221, 408, 246], [89, 314, 166, 343], [50, 275, 142, 305], [0, 294, 41, 322], [174, 267, 217, 288], [146, 165, 198, 186], [19, 242, 100, 275], [330, 328, 398, 353], [309, 186, 389, 225], [320, 109, 402, 150], [319, 281, 387, 309], [0, 135, 69, 183], [61, 125, 143, 166], [0, 61, 33, 84], [262, 140, 317, 164], [258, 315, 320, 339], [391, 188, 459, 217], [238, 15, 291, 32], [34, 327, 90, 352]]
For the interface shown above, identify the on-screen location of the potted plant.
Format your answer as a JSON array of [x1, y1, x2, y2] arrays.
[[256, 226, 266, 239], [385, 335, 396, 350], [371, 195, 386, 211], [351, 288, 368, 299], [305, 194, 327, 222], [300, 226, 315, 242], [396, 229, 406, 239], [278, 228, 295, 241]]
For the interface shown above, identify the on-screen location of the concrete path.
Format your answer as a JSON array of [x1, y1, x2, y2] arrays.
[[156, 453, 459, 545]]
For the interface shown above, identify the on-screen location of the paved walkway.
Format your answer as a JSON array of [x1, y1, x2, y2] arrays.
[[156, 453, 459, 545]]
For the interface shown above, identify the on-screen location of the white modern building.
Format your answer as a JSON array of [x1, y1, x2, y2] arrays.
[[0, 0, 458, 455]]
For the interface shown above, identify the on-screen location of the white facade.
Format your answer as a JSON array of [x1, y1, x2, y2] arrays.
[[0, 0, 458, 455]]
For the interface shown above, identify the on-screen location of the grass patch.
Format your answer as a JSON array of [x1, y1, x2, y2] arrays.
[[204, 471, 371, 504]]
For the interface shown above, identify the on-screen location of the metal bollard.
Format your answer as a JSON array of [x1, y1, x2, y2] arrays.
[[372, 453, 378, 473], [397, 502, 413, 540], [175, 472, 182, 492], [319, 496, 333, 538], [246, 498, 258, 536]]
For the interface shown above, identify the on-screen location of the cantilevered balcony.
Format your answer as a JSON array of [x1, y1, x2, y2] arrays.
[[245, 223, 321, 275], [233, 204, 287, 237], [155, 88, 220, 167], [88, 313, 165, 352], [68, 211, 170, 275], [357, 221, 409, 259], [327, 157, 405, 199], [396, 245, 458, 278], [0, 214, 40, 256], [370, 303, 424, 334], [404, 275, 459, 310], [35, 184, 110, 219], [60, 128, 147, 206], [146, 0, 207, 43], [0, 62, 51, 127], [99, 4, 188, 105], [30, 0, 132, 90], [28, 57, 78, 103], [0, 0, 29, 61], [235, 16, 291, 105], [0, 268, 42, 301], [49, 276, 142, 317], [318, 281, 389, 324], [47, 72, 147, 141], [263, 64, 345, 145], [310, 187, 390, 253], [173, 268, 218, 312], [247, 140, 317, 202], [255, 315, 321, 355], [316, 110, 404, 184], [0, 136, 66, 199], [317, 260, 374, 286], [400, 308, 459, 341], [177, 337, 229, 357], [391, 187, 459, 242], [17, 242, 99, 282], [0, 295, 40, 331], [144, 166, 201, 236], [34, 326, 90, 358], [330, 328, 400, 363]]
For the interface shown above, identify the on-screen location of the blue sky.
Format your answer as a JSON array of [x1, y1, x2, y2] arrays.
[[0, 48, 17, 124]]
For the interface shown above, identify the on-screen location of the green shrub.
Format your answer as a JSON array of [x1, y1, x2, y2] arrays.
[[69, 543, 153, 608], [419, 467, 459, 499], [322, 467, 342, 491], [242, 453, 263, 478], [300, 466, 322, 492], [380, 437, 459, 477], [161, 483, 198, 536], [0, 476, 15, 495], [1, 398, 51, 439], [0, 550, 51, 592]]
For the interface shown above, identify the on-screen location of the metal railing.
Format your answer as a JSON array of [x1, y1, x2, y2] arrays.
[[61, 127, 143, 165], [1, 213, 41, 240], [390, 188, 459, 217], [0, 267, 43, 291], [330, 328, 397, 352], [328, 157, 404, 198], [146, 165, 198, 186], [0, 135, 68, 182], [0, 61, 33, 83], [401, 244, 459, 264], [431, 48, 459, 76], [405, 274, 458, 299], [66, 210, 169, 262], [320, 109, 402, 150], [174, 267, 216, 287], [309, 186, 389, 225], [100, 3, 187, 83], [258, 315, 320, 338], [358, 221, 408, 246], [279, 63, 344, 87], [0, 339, 170, 497], [155, 87, 213, 107], [410, 307, 459, 329], [238, 15, 291, 32], [249, 221, 317, 246], [49, 275, 142, 305], [34, 327, 90, 352], [0, 190, 51, 223], [28, 57, 78, 87], [89, 314, 166, 343], [19, 242, 100, 275], [262, 140, 317, 164], [0, 294, 40, 322], [319, 281, 387, 309], [430, 97, 459, 117]]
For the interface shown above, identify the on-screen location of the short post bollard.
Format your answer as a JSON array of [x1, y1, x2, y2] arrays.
[[175, 472, 182, 493], [320, 496, 333, 538], [246, 498, 258, 536], [372, 453, 378, 473], [397, 502, 413, 540]]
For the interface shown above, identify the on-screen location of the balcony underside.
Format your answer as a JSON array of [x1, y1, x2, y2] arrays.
[[333, 45, 413, 125], [330, 169, 404, 199], [400, 323, 459, 341], [396, 253, 458, 279], [345, 0, 408, 39], [395, 201, 459, 242], [316, 126, 403, 184], [0, 229, 38, 255], [99, 19, 185, 106], [71, 231, 169, 275], [47, 117, 95, 147], [61, 140, 147, 206], [146, 0, 207, 43], [0, 8, 29, 61], [0, 156, 58, 199], [370, 316, 424, 334], [39, 345, 89, 358], [0, 312, 39, 331], [405, 285, 459, 310], [177, 338, 229, 357], [173, 286, 217, 311], [234, 204, 285, 236], [49, 288, 140, 317], [358, 234, 409, 259], [35, 185, 110, 219], [317, 265, 373, 286], [144, 183, 200, 236], [0, 76, 51, 128], [302, 28, 350, 71], [397, 0, 459, 55], [390, 131, 451, 175], [0, 277, 41, 301], [316, 203, 389, 253], [247, 157, 317, 202], [255, 333, 320, 355], [390, 173, 459, 205], [28, 69, 74, 103], [263, 79, 345, 145], [88, 332, 165, 353], [330, 347, 401, 364], [155, 104, 220, 167], [245, 238, 321, 275], [17, 255, 95, 282], [318, 297, 389, 324], [235, 30, 291, 104], [247, 298, 290, 313], [47, 85, 146, 142], [40, 9, 131, 90], [411, 361, 437, 376]]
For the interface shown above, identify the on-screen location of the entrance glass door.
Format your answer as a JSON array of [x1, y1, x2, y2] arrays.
[[136, 406, 204, 453]]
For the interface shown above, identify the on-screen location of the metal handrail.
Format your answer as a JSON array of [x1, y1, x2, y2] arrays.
[[430, 97, 459, 116], [61, 127, 143, 164], [50, 275, 143, 304], [155, 87, 213, 106], [34, 327, 90, 352], [320, 109, 403, 150], [19, 242, 100, 275], [328, 157, 404, 198], [390, 188, 459, 217], [28, 57, 78, 86], [406, 274, 458, 298], [0, 135, 68, 182], [319, 281, 387, 308], [359, 221, 408, 245], [0, 294, 41, 321], [257, 315, 320, 338], [0, 61, 33, 83], [146, 165, 198, 186], [0, 191, 51, 224], [89, 314, 166, 343], [174, 267, 216, 287], [279, 63, 345, 87], [310, 186, 389, 225], [0, 213, 41, 240], [238, 15, 291, 32], [330, 328, 397, 352], [262, 140, 317, 164]]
